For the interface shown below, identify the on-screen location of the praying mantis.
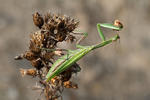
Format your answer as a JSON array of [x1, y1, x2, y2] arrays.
[[45, 20, 123, 82]]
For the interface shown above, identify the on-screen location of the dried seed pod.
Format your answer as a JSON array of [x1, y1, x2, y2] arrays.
[[50, 76, 61, 85], [23, 50, 38, 61], [57, 19, 65, 29], [29, 30, 45, 53], [66, 34, 76, 43], [33, 12, 44, 29], [55, 33, 67, 42], [66, 18, 79, 32], [30, 31, 44, 47], [20, 68, 37, 77], [31, 58, 44, 70], [40, 51, 55, 62], [14, 54, 24, 60], [44, 38, 57, 49], [29, 40, 41, 53], [63, 81, 78, 89]]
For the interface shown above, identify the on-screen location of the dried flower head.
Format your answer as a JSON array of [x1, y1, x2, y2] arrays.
[[15, 11, 81, 100], [42, 12, 79, 42]]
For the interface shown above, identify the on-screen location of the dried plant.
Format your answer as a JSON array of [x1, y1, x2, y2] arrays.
[[15, 12, 80, 100]]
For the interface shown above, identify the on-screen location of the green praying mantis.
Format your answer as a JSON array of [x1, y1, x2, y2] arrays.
[[45, 20, 123, 82]]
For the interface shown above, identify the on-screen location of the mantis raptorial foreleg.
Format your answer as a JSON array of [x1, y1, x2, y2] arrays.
[[72, 32, 88, 45], [97, 21, 122, 42], [97, 24, 106, 41], [66, 32, 88, 59]]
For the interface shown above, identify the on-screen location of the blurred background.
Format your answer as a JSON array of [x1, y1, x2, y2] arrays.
[[0, 0, 150, 100]]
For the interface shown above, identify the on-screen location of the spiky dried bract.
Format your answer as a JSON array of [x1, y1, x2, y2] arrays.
[[15, 11, 81, 100], [20, 68, 37, 77], [63, 81, 78, 89], [33, 12, 44, 29], [23, 50, 38, 60], [66, 34, 76, 43]]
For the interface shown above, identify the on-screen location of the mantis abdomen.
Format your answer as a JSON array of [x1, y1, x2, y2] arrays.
[[46, 46, 93, 82]]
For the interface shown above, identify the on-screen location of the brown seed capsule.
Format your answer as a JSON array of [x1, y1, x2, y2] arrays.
[[66, 35, 76, 43], [29, 30, 45, 53], [63, 81, 78, 89], [33, 12, 44, 29], [50, 76, 60, 85], [55, 33, 66, 42], [20, 68, 37, 77], [14, 54, 24, 60], [23, 50, 38, 61], [31, 58, 44, 70]]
